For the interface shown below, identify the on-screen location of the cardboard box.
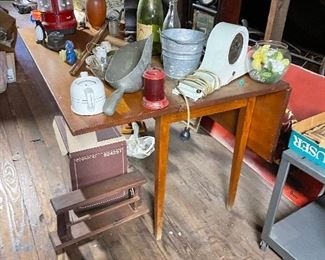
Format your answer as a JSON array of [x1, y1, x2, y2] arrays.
[[0, 51, 6, 92], [289, 112, 325, 170], [0, 51, 16, 89], [53, 116, 129, 210], [53, 116, 128, 189], [0, 8, 17, 52]]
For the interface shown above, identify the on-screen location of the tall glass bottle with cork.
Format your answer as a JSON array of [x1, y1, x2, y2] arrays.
[[162, 0, 181, 30], [137, 0, 164, 56]]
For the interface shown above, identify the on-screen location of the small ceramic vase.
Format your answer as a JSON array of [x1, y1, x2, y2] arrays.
[[86, 0, 107, 30]]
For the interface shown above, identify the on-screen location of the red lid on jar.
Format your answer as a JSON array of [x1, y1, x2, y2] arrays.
[[143, 68, 165, 80]]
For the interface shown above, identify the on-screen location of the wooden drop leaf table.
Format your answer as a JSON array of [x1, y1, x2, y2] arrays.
[[18, 27, 291, 240]]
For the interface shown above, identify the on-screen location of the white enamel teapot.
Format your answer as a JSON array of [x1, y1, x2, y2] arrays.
[[70, 72, 105, 116]]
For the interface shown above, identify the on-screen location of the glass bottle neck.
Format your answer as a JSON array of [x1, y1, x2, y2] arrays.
[[169, 0, 177, 8], [162, 0, 180, 30], [168, 0, 178, 15]]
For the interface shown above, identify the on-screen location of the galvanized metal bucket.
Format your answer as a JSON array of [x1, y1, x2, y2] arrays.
[[160, 29, 205, 79]]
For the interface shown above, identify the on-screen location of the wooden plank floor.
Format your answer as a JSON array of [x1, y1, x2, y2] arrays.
[[0, 3, 296, 259]]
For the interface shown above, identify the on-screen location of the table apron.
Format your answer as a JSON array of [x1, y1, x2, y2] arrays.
[[156, 98, 248, 124]]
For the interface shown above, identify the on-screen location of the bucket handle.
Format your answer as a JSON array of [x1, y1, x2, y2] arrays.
[[160, 31, 205, 45]]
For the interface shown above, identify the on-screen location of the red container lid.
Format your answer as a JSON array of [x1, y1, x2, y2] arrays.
[[143, 68, 165, 80]]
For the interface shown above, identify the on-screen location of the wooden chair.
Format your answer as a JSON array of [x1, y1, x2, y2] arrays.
[[49, 170, 149, 254]]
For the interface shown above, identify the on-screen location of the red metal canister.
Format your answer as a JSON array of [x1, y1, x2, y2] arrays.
[[142, 68, 169, 110]]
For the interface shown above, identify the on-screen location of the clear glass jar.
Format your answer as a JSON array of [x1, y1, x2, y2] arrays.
[[247, 40, 291, 84]]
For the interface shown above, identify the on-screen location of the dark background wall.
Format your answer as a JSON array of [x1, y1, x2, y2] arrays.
[[240, 0, 325, 54]]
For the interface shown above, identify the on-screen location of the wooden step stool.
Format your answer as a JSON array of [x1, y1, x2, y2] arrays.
[[49, 170, 149, 254]]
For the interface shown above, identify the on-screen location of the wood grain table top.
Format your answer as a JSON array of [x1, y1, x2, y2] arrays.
[[18, 27, 289, 136]]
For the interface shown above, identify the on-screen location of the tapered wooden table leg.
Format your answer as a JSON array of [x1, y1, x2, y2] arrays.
[[154, 115, 171, 240], [227, 97, 256, 209]]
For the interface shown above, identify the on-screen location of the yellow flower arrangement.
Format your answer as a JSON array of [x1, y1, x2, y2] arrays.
[[248, 41, 291, 83]]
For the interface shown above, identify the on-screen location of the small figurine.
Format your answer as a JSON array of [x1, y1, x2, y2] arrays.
[[35, 20, 46, 44], [65, 40, 77, 65]]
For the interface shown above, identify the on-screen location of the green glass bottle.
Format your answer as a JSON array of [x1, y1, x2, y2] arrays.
[[136, 0, 164, 56]]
